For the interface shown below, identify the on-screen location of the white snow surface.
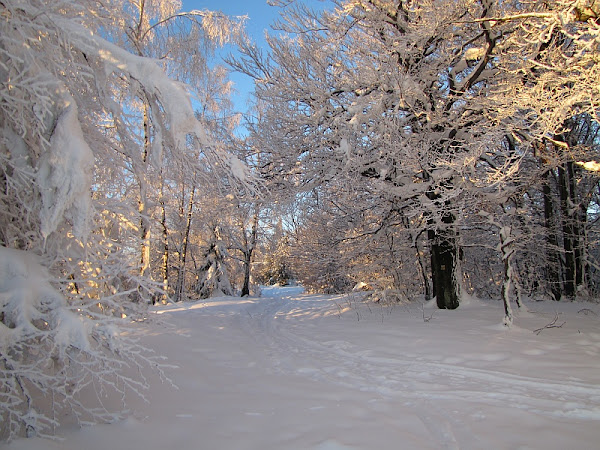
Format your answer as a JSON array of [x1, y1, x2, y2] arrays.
[[10, 286, 600, 449]]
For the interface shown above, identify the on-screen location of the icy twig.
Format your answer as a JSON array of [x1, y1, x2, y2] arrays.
[[533, 312, 565, 335], [334, 301, 343, 318], [422, 303, 434, 323]]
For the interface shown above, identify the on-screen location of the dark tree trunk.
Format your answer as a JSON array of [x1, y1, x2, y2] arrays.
[[543, 170, 562, 301], [575, 187, 588, 291], [568, 162, 586, 290], [175, 185, 195, 302], [240, 251, 252, 297], [429, 227, 460, 310], [425, 178, 460, 310], [559, 161, 587, 298], [415, 236, 432, 301], [241, 208, 259, 297], [558, 163, 576, 298]]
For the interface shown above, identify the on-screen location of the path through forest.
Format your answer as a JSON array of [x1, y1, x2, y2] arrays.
[[10, 286, 600, 449]]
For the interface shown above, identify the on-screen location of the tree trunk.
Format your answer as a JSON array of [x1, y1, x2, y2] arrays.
[[241, 208, 259, 297], [557, 160, 588, 298], [558, 163, 577, 298], [499, 225, 516, 326], [425, 177, 460, 310], [159, 176, 169, 304], [566, 161, 586, 292], [241, 250, 252, 297], [576, 184, 588, 294], [429, 227, 460, 309], [415, 235, 432, 301], [139, 193, 150, 278], [138, 101, 151, 286], [543, 170, 562, 301], [175, 184, 195, 302]]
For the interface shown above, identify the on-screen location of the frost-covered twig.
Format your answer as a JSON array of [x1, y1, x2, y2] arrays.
[[421, 303, 434, 323], [344, 295, 361, 321], [333, 301, 343, 318], [533, 313, 566, 335]]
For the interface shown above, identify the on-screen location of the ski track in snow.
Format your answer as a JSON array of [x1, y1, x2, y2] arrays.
[[10, 286, 600, 449], [232, 288, 600, 448], [238, 289, 600, 423]]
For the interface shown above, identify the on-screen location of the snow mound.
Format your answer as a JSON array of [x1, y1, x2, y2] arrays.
[[0, 246, 90, 353]]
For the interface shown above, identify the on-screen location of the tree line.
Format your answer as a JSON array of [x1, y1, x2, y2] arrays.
[[232, 0, 600, 326]]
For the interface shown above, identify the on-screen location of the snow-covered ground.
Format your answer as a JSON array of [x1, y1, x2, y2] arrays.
[[9, 286, 600, 449]]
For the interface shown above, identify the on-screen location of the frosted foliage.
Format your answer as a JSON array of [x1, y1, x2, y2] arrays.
[[137, 0, 182, 28], [237, 0, 600, 313], [492, 0, 600, 140], [194, 230, 234, 299], [71, 22, 205, 149], [227, 154, 258, 190], [0, 0, 219, 440], [0, 246, 91, 439], [37, 94, 94, 240], [195, 250, 234, 298], [0, 246, 165, 441], [0, 0, 242, 251], [0, 246, 89, 354], [0, 0, 252, 295]]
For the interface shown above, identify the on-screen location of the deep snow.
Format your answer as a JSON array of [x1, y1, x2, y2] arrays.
[[9, 286, 600, 449]]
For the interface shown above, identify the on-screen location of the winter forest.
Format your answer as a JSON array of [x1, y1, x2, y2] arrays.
[[2, 0, 600, 445]]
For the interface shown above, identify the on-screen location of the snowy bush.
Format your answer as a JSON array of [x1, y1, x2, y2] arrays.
[[0, 246, 164, 441], [193, 226, 234, 299]]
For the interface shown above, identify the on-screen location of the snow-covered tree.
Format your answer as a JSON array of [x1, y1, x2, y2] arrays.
[[193, 225, 234, 298], [232, 0, 508, 309], [490, 0, 600, 144], [484, 1, 600, 301], [0, 0, 247, 439], [91, 0, 244, 301], [166, 69, 242, 303], [256, 216, 295, 286], [231, 0, 600, 323], [223, 198, 261, 297]]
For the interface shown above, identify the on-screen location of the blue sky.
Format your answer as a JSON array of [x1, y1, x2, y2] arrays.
[[182, 0, 328, 113], [183, 0, 288, 48]]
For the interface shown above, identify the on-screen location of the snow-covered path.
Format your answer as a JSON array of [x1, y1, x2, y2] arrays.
[[10, 287, 600, 449]]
